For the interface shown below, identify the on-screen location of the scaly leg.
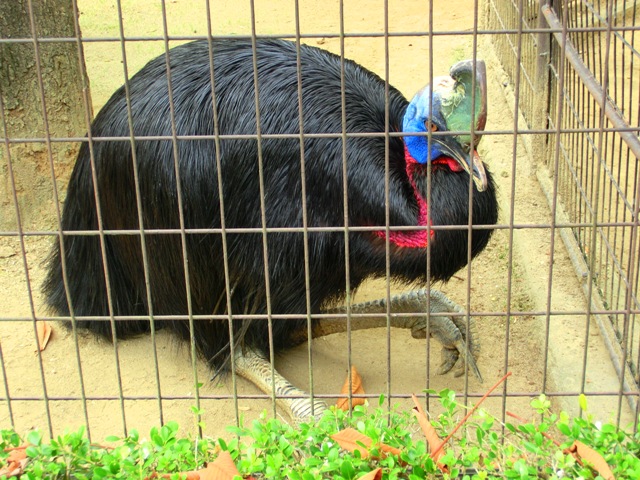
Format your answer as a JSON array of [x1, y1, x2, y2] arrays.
[[287, 289, 482, 382], [233, 349, 328, 423], [236, 289, 481, 423]]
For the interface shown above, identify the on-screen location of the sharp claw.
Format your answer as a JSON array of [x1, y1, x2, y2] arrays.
[[454, 357, 467, 377], [454, 345, 483, 383], [438, 347, 459, 375], [411, 324, 426, 339], [437, 366, 453, 376], [466, 354, 484, 383]]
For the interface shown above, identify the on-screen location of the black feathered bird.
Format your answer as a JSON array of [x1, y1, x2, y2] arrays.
[[44, 39, 498, 420]]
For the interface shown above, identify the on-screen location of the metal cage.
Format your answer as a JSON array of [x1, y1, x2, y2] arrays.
[[0, 0, 638, 441]]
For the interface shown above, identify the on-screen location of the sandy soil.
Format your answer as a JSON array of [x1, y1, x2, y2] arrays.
[[0, 0, 632, 441]]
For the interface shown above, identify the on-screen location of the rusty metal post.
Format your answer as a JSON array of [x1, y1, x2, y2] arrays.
[[535, 0, 552, 166], [541, 5, 640, 161]]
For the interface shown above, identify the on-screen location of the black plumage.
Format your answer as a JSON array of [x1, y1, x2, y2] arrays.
[[43, 39, 498, 371]]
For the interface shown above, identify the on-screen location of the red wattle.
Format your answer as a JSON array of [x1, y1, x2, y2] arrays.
[[435, 156, 464, 172], [374, 146, 433, 248]]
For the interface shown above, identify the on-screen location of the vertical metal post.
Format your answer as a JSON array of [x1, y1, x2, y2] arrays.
[[535, 0, 552, 167]]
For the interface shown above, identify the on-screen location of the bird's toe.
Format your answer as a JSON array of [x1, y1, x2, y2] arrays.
[[437, 347, 460, 375]]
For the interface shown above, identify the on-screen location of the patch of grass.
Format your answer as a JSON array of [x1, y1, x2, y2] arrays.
[[2, 392, 639, 479]]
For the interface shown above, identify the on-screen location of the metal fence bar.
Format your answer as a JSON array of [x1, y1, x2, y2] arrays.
[[247, 0, 278, 421], [114, 0, 165, 430], [500, 0, 525, 424], [6, 220, 640, 236], [466, 0, 483, 406], [203, 0, 242, 430], [581, 0, 615, 417], [544, 0, 640, 414], [157, 0, 202, 435], [338, 0, 355, 414], [1, 23, 639, 44], [542, 0, 570, 401], [541, 4, 640, 160], [5, 125, 640, 144], [65, 0, 96, 439], [0, 76, 20, 434], [1, 387, 636, 402], [292, 0, 319, 419], [383, 0, 393, 415], [423, 0, 435, 413]]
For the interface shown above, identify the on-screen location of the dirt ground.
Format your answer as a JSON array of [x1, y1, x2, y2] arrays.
[[0, 0, 633, 441]]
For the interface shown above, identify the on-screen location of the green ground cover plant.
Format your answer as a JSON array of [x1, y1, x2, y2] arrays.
[[1, 391, 638, 479]]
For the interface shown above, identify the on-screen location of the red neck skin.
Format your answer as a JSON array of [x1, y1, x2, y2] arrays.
[[374, 146, 462, 248]]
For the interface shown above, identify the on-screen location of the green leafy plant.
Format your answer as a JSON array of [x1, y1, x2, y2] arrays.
[[1, 392, 638, 479]]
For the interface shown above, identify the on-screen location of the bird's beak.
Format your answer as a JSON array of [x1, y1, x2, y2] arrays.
[[435, 136, 488, 192]]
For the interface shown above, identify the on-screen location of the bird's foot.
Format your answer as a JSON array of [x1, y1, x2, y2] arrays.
[[317, 289, 482, 381], [406, 289, 482, 382]]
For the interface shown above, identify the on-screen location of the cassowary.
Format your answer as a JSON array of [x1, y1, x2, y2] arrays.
[[44, 39, 498, 421]]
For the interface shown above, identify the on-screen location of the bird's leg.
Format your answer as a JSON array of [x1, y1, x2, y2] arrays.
[[401, 290, 482, 382], [233, 348, 327, 424], [287, 289, 482, 382]]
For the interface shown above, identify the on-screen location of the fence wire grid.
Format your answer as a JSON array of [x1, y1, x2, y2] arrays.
[[0, 0, 639, 441], [488, 0, 640, 419]]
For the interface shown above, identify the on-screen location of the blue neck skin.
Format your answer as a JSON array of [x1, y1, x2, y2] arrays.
[[402, 87, 448, 164]]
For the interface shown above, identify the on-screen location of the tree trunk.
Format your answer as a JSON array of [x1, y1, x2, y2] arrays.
[[0, 0, 91, 230]]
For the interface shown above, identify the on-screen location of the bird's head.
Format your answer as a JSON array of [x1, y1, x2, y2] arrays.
[[403, 59, 488, 192]]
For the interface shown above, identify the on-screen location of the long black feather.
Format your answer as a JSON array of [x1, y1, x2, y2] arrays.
[[43, 39, 498, 369]]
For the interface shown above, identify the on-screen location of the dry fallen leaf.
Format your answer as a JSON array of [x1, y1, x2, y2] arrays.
[[411, 394, 448, 473], [358, 467, 382, 480], [146, 471, 200, 479], [0, 444, 29, 478], [200, 450, 242, 480], [336, 365, 365, 411], [331, 427, 401, 460], [36, 321, 52, 352], [145, 450, 241, 480], [566, 440, 615, 480]]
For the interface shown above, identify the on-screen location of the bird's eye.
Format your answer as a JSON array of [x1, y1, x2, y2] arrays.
[[425, 120, 438, 132]]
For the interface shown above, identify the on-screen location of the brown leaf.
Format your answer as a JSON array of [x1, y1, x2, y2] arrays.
[[331, 427, 401, 460], [36, 321, 52, 352], [336, 365, 365, 411], [358, 468, 382, 480], [200, 450, 242, 480], [411, 394, 448, 473], [145, 451, 240, 480], [179, 473, 201, 480], [146, 471, 200, 479], [0, 444, 29, 478], [331, 428, 372, 458], [566, 440, 615, 480]]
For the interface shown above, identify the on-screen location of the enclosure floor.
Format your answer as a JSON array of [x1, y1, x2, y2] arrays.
[[0, 0, 632, 441]]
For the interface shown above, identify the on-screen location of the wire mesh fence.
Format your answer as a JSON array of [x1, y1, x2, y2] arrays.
[[487, 0, 640, 418], [0, 0, 638, 441]]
